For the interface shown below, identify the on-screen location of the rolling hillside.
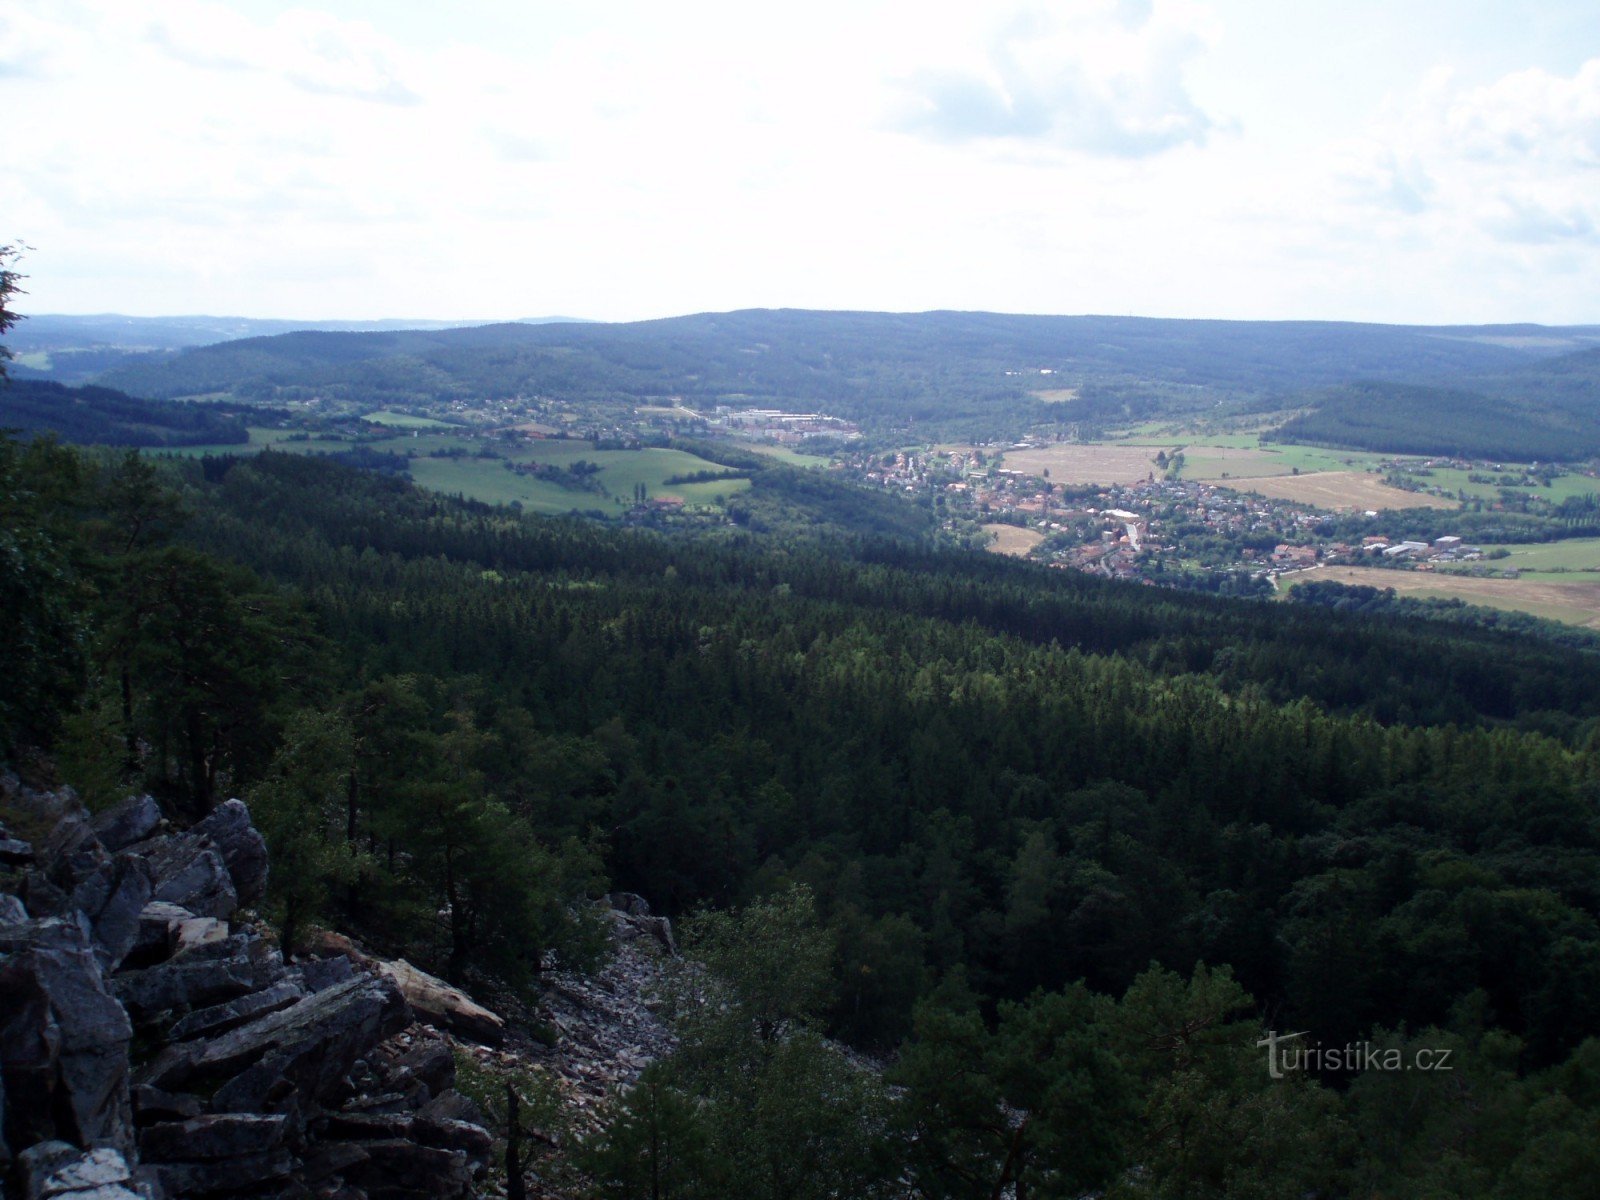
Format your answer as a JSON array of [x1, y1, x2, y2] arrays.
[[95, 310, 1600, 438]]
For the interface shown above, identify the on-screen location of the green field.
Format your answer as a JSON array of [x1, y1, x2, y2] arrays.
[[1387, 465, 1600, 504], [1178, 442, 1392, 480], [743, 444, 831, 468], [156, 426, 354, 457], [372, 436, 752, 512], [362, 410, 458, 429], [154, 428, 749, 513], [1458, 538, 1600, 578]]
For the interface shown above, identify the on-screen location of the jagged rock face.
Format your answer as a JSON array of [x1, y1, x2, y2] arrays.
[[0, 917, 135, 1157], [0, 788, 493, 1200]]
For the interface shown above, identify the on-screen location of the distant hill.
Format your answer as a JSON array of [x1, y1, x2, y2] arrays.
[[92, 309, 1600, 438], [9, 313, 588, 385], [0, 378, 249, 446], [1274, 346, 1600, 460]]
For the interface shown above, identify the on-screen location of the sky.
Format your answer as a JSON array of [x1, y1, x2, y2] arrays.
[[2, 0, 1598, 325]]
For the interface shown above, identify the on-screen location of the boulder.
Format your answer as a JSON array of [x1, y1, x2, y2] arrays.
[[90, 796, 164, 855], [167, 979, 305, 1042], [0, 837, 34, 866], [191, 800, 268, 906], [340, 1138, 475, 1200], [114, 932, 285, 1024], [375, 959, 505, 1046], [16, 1141, 141, 1200], [296, 953, 356, 993], [145, 839, 237, 922], [37, 818, 107, 893], [0, 892, 28, 923], [140, 1112, 289, 1162], [130, 1084, 203, 1125], [144, 1149, 295, 1196], [0, 919, 135, 1155], [70, 854, 153, 971], [144, 973, 410, 1115], [126, 901, 196, 967]]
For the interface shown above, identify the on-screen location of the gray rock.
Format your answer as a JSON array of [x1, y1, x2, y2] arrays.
[[418, 1090, 484, 1127], [341, 1138, 475, 1200], [90, 795, 164, 855], [144, 1149, 295, 1195], [0, 920, 134, 1155], [375, 959, 505, 1046], [192, 800, 268, 906], [145, 974, 409, 1115], [38, 817, 107, 893], [70, 854, 154, 971], [295, 954, 355, 993], [0, 892, 29, 923], [130, 1083, 203, 1125], [0, 837, 35, 865], [140, 1112, 289, 1162], [127, 901, 195, 967], [146, 839, 237, 922], [414, 1115, 494, 1159], [17, 1143, 134, 1198], [114, 932, 285, 1024], [168, 979, 305, 1042]]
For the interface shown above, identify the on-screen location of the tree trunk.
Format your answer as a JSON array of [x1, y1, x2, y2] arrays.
[[505, 1083, 525, 1200]]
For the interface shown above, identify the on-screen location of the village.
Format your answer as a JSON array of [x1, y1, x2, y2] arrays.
[[844, 445, 1505, 588]]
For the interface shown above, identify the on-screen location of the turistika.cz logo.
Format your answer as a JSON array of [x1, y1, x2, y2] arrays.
[[1256, 1030, 1454, 1078]]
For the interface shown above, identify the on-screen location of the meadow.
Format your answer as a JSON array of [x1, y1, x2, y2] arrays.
[[1286, 565, 1600, 629], [982, 523, 1045, 556], [1222, 470, 1459, 511]]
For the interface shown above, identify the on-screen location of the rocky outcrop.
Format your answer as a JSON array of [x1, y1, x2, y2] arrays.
[[376, 960, 506, 1047], [0, 780, 492, 1200]]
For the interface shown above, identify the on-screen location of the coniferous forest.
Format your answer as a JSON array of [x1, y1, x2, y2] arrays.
[[7, 426, 1600, 1198]]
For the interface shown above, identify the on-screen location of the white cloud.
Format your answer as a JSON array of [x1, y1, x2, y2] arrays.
[[890, 0, 1217, 155]]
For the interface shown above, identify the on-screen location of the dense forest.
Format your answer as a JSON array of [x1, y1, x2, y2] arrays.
[[0, 378, 251, 446], [1275, 349, 1600, 460], [90, 310, 1600, 441], [7, 430, 1600, 1196]]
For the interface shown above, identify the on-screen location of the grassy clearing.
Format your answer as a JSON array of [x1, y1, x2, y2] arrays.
[[741, 444, 831, 468], [156, 427, 353, 458], [999, 443, 1166, 485], [362, 410, 457, 429], [1217, 471, 1458, 512], [982, 524, 1045, 556], [1183, 444, 1390, 480], [1284, 565, 1600, 629], [398, 439, 751, 511], [1460, 538, 1600, 576], [1030, 388, 1081, 403], [1390, 465, 1600, 504]]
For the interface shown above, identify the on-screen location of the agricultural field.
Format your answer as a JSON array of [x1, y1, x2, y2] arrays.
[[1452, 538, 1600, 578], [1388, 464, 1600, 504], [999, 443, 1167, 485], [982, 524, 1045, 557], [371, 436, 752, 512], [362, 410, 457, 429], [1183, 443, 1390, 480], [1285, 565, 1600, 629], [1219, 470, 1458, 511], [742, 444, 831, 468], [158, 426, 354, 457]]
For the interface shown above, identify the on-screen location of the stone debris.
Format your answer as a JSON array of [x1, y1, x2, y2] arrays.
[[0, 786, 493, 1199]]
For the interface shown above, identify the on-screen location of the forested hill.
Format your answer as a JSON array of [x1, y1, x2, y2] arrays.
[[0, 378, 250, 446], [1276, 345, 1600, 459], [10, 440, 1600, 1195], [96, 309, 1600, 434]]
